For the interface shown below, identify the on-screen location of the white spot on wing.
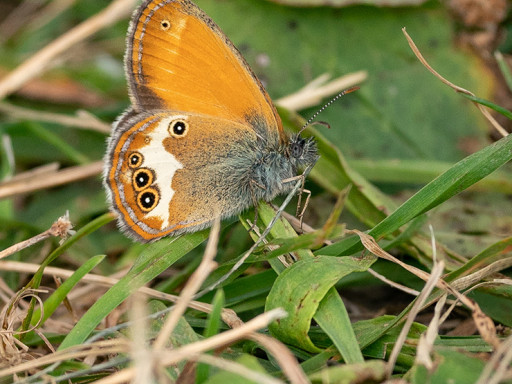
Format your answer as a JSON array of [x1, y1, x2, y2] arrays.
[[139, 116, 184, 229]]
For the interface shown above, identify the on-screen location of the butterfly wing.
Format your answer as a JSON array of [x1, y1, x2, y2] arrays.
[[126, 0, 284, 143], [105, 0, 298, 241], [105, 112, 281, 241]]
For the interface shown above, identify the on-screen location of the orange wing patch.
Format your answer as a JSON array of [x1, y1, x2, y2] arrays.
[[127, 0, 284, 142]]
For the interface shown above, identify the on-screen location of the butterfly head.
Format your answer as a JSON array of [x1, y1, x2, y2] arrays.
[[288, 134, 318, 169]]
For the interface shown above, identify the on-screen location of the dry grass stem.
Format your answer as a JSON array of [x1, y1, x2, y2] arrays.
[[0, 260, 233, 319], [402, 28, 508, 138], [2, 162, 60, 184], [450, 257, 512, 291], [0, 212, 74, 260], [95, 308, 287, 384], [250, 333, 310, 384], [0, 0, 44, 43], [350, 229, 501, 350], [367, 268, 420, 296], [477, 334, 512, 384], [385, 258, 445, 377], [0, 102, 111, 133], [415, 295, 447, 370], [0, 161, 103, 199], [195, 353, 285, 384], [0, 338, 130, 378], [276, 71, 367, 111], [153, 219, 221, 350], [158, 308, 287, 364], [0, 0, 136, 100], [26, 0, 78, 35], [130, 295, 153, 384]]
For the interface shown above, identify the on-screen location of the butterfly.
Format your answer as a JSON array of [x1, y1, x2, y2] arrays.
[[103, 0, 318, 242]]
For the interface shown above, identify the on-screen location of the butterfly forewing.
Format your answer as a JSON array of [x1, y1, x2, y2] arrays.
[[127, 0, 284, 142]]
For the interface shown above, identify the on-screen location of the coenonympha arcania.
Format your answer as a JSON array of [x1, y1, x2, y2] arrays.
[[104, 0, 318, 242]]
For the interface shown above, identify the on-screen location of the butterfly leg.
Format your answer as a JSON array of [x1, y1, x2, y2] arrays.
[[281, 174, 310, 233], [296, 188, 311, 232], [248, 179, 266, 232]]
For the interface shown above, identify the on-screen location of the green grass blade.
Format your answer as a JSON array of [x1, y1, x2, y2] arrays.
[[350, 158, 512, 194], [31, 254, 106, 326], [460, 93, 512, 120], [197, 290, 225, 383], [320, 133, 512, 256], [495, 51, 512, 92], [314, 288, 364, 363], [27, 213, 114, 289], [25, 122, 90, 165], [58, 230, 209, 350]]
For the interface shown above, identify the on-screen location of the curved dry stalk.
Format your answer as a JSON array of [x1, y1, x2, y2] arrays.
[[93, 308, 288, 384], [0, 260, 235, 320], [402, 28, 508, 138], [0, 339, 130, 378], [276, 70, 367, 112], [0, 161, 103, 199], [0, 0, 136, 100], [0, 212, 74, 260], [0, 102, 111, 133], [349, 229, 501, 351], [250, 333, 310, 384], [152, 219, 220, 350]]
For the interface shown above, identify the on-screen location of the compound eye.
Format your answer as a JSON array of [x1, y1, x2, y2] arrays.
[[168, 120, 188, 138], [128, 152, 143, 168], [290, 140, 305, 158], [133, 168, 154, 191], [137, 188, 159, 212]]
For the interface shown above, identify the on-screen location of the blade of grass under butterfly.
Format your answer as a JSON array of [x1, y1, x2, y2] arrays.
[[58, 229, 209, 350], [31, 254, 106, 326], [266, 255, 373, 362], [319, 133, 512, 256], [251, 203, 366, 363], [197, 290, 225, 383], [20, 213, 114, 337]]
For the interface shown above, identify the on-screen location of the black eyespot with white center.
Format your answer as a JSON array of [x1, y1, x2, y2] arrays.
[[168, 120, 188, 138], [137, 187, 159, 212], [133, 168, 154, 191], [128, 152, 143, 168]]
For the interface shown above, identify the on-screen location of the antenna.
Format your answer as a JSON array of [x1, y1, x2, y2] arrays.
[[298, 85, 360, 136]]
